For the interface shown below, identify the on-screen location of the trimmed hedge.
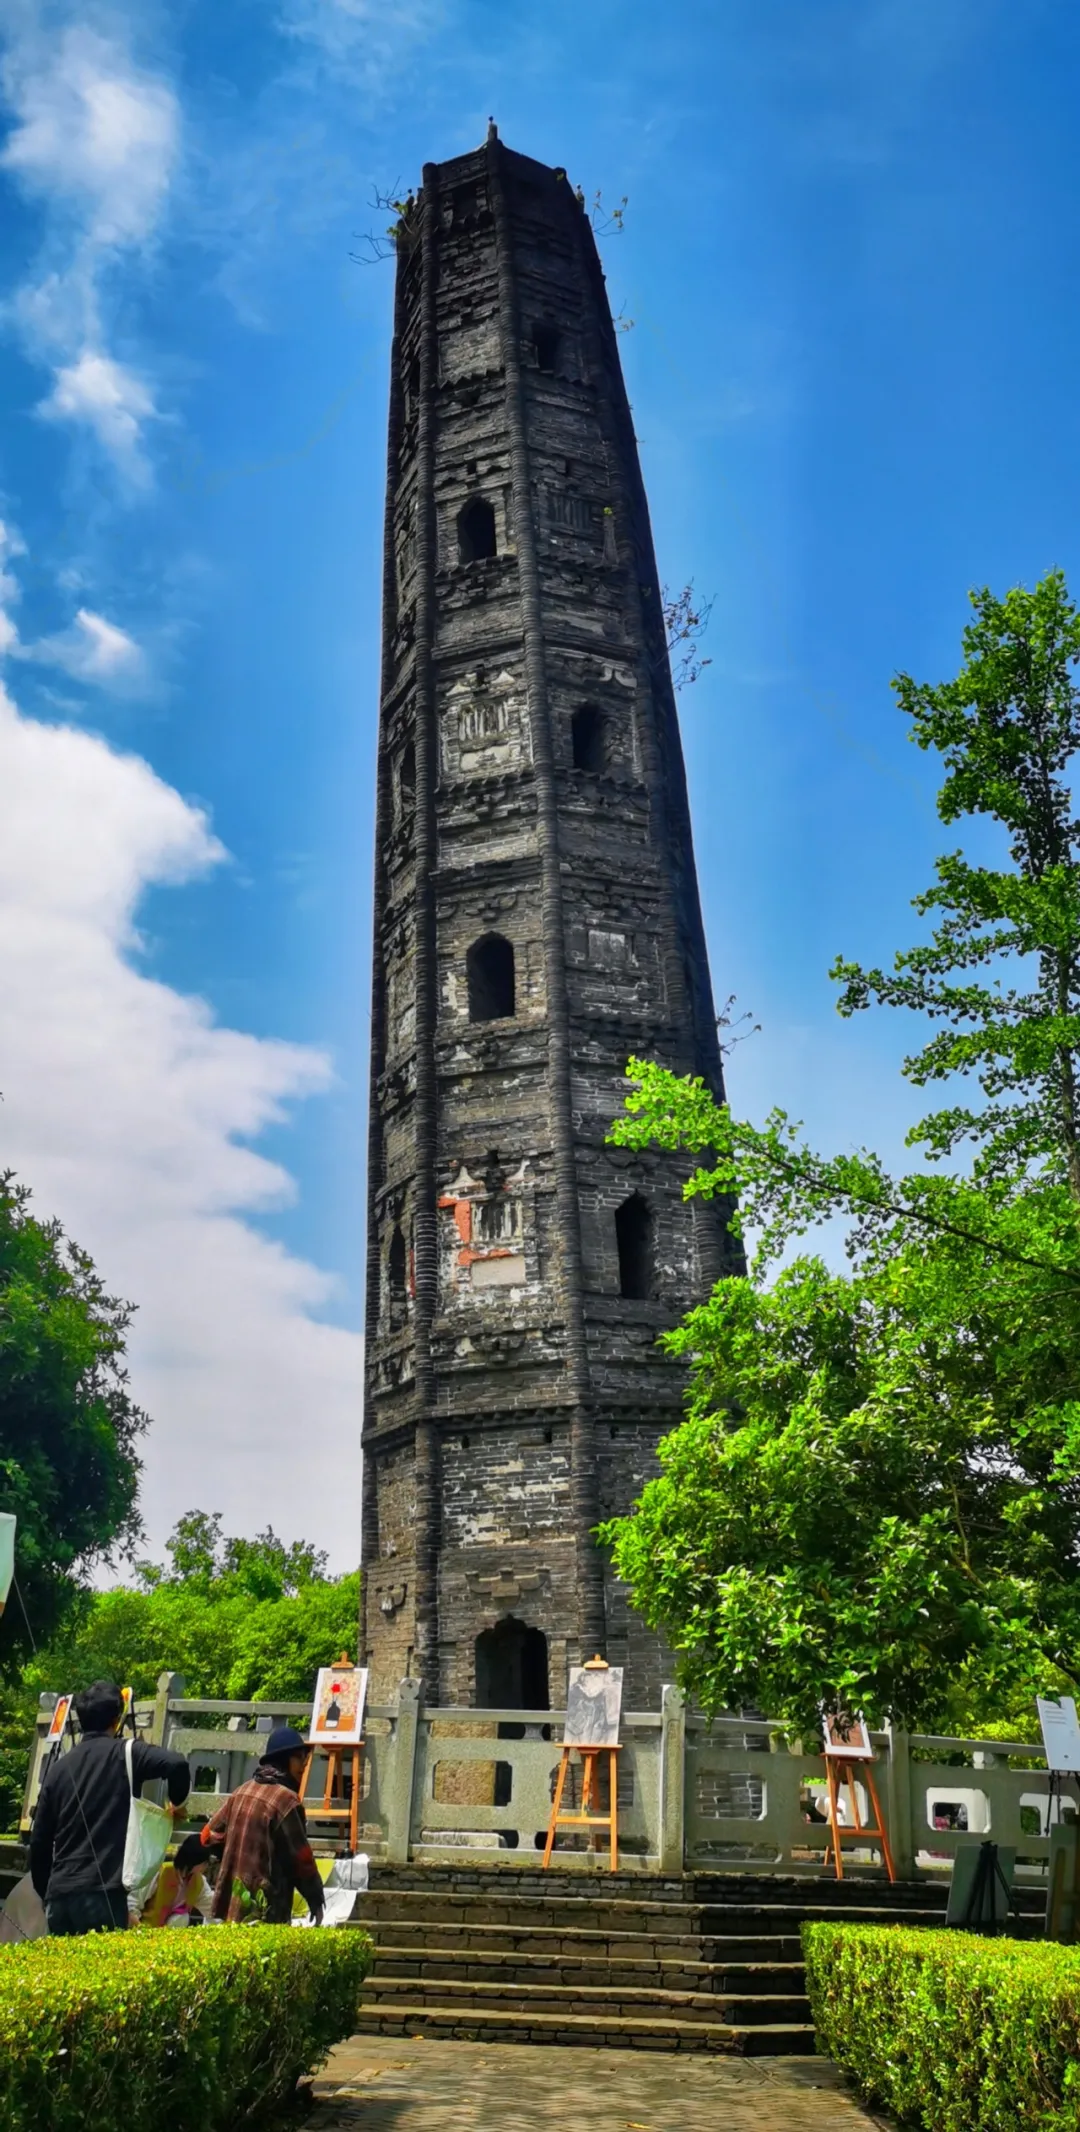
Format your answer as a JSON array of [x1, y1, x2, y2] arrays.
[[803, 1922, 1080, 2131], [0, 1925, 371, 2132]]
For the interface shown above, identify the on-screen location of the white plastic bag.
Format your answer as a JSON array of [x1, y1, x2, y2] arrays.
[[0, 1873, 47, 1944], [121, 1738, 173, 1919], [292, 1886, 358, 1928], [327, 1853, 368, 1894]]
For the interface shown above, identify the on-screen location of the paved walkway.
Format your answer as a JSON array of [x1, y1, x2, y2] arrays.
[[306, 2036, 888, 2131]]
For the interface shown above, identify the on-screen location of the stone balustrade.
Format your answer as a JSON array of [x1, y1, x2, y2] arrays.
[[22, 1678, 1063, 1880]]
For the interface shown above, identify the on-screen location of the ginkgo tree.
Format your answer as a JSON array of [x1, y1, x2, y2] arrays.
[[601, 572, 1080, 1735], [834, 570, 1080, 1199]]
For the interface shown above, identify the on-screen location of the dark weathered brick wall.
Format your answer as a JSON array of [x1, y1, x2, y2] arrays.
[[362, 131, 736, 1710]]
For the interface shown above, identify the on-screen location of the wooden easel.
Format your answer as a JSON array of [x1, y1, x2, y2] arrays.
[[297, 1653, 365, 1853], [825, 1755, 895, 1882], [542, 1742, 620, 1871], [298, 1741, 363, 1852]]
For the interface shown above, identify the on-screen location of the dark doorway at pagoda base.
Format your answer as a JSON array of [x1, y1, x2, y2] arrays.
[[476, 1618, 550, 1834], [476, 1616, 550, 1711]]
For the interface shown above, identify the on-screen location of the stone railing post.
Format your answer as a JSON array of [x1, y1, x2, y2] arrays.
[[386, 1677, 421, 1865], [152, 1670, 183, 1749], [885, 1722, 916, 1880], [659, 1683, 686, 1874], [21, 1694, 57, 1831]]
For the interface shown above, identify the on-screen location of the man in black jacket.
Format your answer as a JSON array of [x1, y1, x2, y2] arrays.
[[29, 1679, 191, 1935]]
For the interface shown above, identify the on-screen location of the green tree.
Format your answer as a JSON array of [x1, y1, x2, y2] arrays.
[[34, 1511, 360, 1703], [0, 1515, 360, 1830], [599, 1186, 1080, 1733], [602, 572, 1080, 1734], [0, 1172, 145, 1667], [832, 570, 1080, 1198], [140, 1509, 328, 1600]]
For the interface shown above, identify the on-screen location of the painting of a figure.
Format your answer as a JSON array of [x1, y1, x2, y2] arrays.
[[821, 1711, 874, 1760], [564, 1664, 623, 1748], [47, 1694, 72, 1741]]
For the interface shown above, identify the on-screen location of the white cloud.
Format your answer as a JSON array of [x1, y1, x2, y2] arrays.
[[40, 350, 158, 483], [1, 25, 177, 243], [22, 604, 145, 688], [69, 606, 142, 679], [0, 531, 146, 691], [0, 685, 363, 1568], [0, 23, 178, 483], [0, 520, 25, 654], [277, 0, 443, 87]]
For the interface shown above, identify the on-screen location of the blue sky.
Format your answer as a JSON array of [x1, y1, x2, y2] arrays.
[[0, 0, 1077, 1566]]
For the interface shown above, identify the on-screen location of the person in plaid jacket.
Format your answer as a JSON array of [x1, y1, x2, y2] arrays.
[[176, 1725, 324, 1925]]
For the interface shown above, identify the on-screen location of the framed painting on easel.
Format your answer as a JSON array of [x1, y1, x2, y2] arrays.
[[308, 1663, 367, 1747], [301, 1659, 369, 1853], [819, 1709, 895, 1882], [543, 1658, 625, 1871], [821, 1712, 874, 1760], [46, 1695, 73, 1744], [564, 1662, 623, 1748]]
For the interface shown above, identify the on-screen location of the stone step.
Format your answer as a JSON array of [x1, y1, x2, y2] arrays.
[[358, 1889, 950, 1936], [358, 1920, 807, 1963], [368, 1867, 691, 1899], [353, 2000, 817, 2055], [709, 1882, 945, 1911], [362, 1975, 811, 2024], [363, 1865, 1043, 1923], [691, 1872, 949, 1902], [370, 1947, 807, 1994], [367, 1865, 949, 1907], [360, 1891, 707, 1930], [698, 1901, 948, 1933]]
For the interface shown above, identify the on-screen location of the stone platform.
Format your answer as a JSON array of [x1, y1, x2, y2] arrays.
[[351, 1861, 1043, 2056]]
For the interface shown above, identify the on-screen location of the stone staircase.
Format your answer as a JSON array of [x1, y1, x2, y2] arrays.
[[352, 1863, 1042, 2054]]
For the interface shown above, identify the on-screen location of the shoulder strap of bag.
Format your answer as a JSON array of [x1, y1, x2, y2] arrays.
[[125, 1735, 135, 1796]]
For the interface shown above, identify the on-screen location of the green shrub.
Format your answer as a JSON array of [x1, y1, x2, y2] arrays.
[[803, 1922, 1080, 2131], [0, 1924, 371, 2132]]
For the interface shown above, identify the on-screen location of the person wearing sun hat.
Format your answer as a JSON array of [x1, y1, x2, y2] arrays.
[[174, 1724, 324, 1925]]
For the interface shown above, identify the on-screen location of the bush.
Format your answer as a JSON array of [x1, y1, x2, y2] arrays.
[[803, 1922, 1080, 2131], [0, 1924, 371, 2132]]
